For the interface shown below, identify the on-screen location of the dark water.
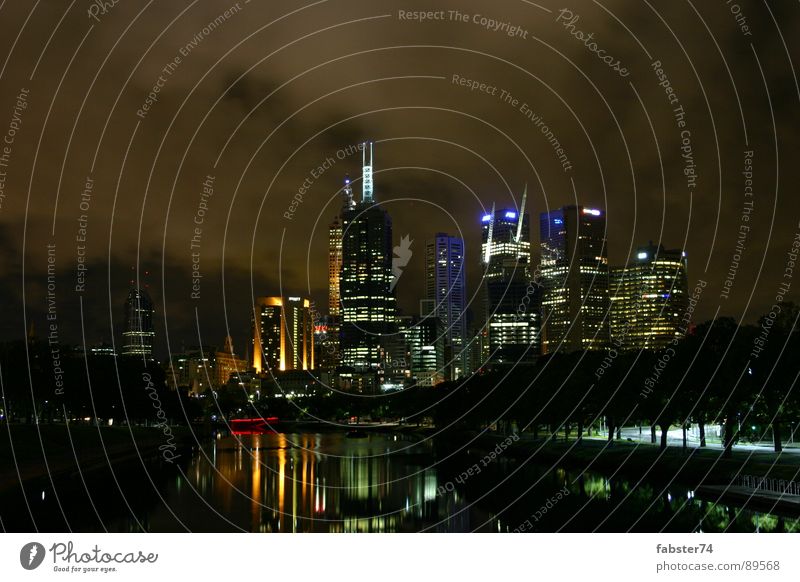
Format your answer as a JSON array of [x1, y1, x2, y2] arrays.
[[3, 432, 799, 532]]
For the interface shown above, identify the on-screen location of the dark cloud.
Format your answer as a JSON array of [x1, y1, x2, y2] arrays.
[[0, 0, 797, 355]]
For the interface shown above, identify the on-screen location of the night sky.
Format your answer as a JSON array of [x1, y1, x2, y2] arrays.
[[0, 0, 797, 357]]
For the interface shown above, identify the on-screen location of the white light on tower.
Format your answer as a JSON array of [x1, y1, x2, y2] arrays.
[[362, 141, 374, 203]]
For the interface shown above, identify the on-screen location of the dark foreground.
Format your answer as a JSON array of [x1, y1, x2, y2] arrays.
[[1, 425, 799, 532]]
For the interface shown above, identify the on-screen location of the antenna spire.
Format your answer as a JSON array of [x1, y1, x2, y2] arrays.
[[361, 141, 374, 203], [515, 183, 527, 247], [342, 174, 355, 210], [484, 203, 495, 264]]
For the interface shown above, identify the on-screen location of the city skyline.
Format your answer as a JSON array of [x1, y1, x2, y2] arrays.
[[104, 144, 697, 392], [0, 0, 797, 543], [2, 1, 796, 356]]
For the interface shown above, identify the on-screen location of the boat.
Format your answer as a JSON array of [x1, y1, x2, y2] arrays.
[[230, 417, 280, 435]]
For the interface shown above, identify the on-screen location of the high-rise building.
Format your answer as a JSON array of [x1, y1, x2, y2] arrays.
[[329, 215, 343, 317], [426, 233, 466, 379], [325, 176, 354, 368], [485, 259, 541, 364], [480, 190, 540, 365], [610, 243, 689, 350], [122, 286, 155, 360], [481, 205, 531, 275], [340, 142, 397, 372], [539, 205, 609, 353], [401, 314, 444, 387], [166, 346, 215, 394], [252, 296, 314, 373]]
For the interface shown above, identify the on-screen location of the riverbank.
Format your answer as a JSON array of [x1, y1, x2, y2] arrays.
[[0, 423, 193, 495], [465, 432, 800, 487]]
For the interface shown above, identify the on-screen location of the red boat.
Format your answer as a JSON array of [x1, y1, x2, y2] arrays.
[[230, 417, 280, 434]]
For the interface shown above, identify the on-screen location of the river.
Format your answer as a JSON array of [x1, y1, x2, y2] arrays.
[[3, 432, 798, 532]]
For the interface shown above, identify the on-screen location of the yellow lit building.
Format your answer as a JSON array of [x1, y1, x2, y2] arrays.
[[610, 243, 688, 350], [252, 296, 314, 373]]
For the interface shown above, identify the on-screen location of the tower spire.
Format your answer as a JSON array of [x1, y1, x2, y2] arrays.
[[515, 183, 527, 247], [361, 141, 374, 203], [484, 202, 495, 264], [342, 174, 355, 210]]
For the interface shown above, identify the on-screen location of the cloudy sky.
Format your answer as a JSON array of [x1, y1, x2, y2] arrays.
[[0, 0, 797, 357]]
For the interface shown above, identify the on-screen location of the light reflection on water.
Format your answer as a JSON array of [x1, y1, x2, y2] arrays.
[[155, 432, 475, 532], [123, 433, 800, 533]]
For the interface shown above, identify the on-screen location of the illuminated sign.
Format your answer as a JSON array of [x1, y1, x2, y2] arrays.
[[505, 211, 517, 219], [482, 214, 492, 222], [637, 252, 648, 259], [583, 208, 601, 216]]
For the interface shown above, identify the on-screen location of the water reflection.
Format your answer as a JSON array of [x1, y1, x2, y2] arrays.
[[4, 432, 798, 532], [167, 433, 474, 532], [145, 433, 800, 533]]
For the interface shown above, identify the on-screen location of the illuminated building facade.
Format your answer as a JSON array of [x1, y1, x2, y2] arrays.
[[325, 176, 355, 368], [481, 204, 531, 277], [340, 142, 397, 371], [122, 286, 155, 360], [400, 314, 444, 387], [485, 259, 541, 364], [480, 191, 539, 365], [329, 216, 343, 317], [252, 296, 314, 373], [539, 205, 609, 353], [425, 233, 466, 379], [610, 243, 689, 350], [166, 346, 215, 394]]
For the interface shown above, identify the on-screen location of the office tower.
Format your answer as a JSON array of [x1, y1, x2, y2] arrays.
[[340, 142, 397, 372], [329, 217, 343, 317], [610, 242, 689, 350], [122, 286, 155, 360], [314, 313, 340, 373], [485, 260, 541, 364], [215, 336, 248, 386], [539, 205, 609, 353], [326, 176, 354, 368], [480, 189, 540, 365], [481, 204, 531, 276], [252, 296, 314, 373], [401, 314, 444, 387], [464, 329, 485, 375], [426, 233, 466, 379], [166, 346, 215, 394], [82, 342, 116, 358]]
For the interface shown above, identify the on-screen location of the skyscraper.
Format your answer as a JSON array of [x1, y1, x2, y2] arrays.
[[252, 296, 314, 373], [401, 314, 444, 387], [339, 142, 397, 373], [480, 192, 540, 365], [325, 176, 354, 369], [426, 233, 466, 379], [329, 216, 343, 317], [485, 260, 541, 364], [122, 286, 155, 360], [539, 205, 609, 353], [610, 243, 689, 350], [481, 204, 531, 275]]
